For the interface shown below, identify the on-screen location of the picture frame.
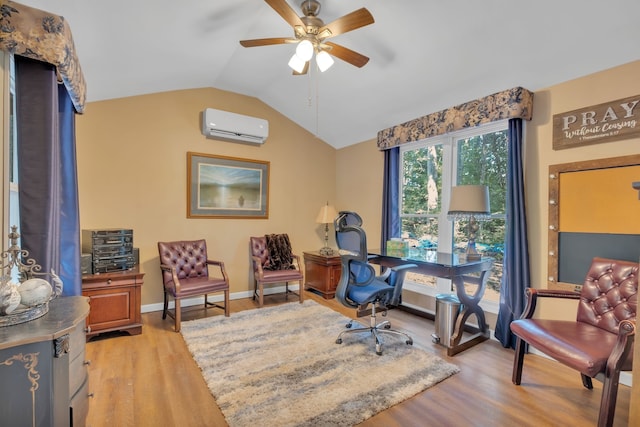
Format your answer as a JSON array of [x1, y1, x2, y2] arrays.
[[187, 152, 269, 219]]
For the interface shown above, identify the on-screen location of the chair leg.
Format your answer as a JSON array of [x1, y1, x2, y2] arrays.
[[174, 299, 181, 332], [581, 374, 593, 389], [258, 283, 264, 307], [298, 279, 304, 303], [597, 370, 621, 427], [224, 289, 230, 317], [512, 337, 526, 385], [162, 290, 169, 320]]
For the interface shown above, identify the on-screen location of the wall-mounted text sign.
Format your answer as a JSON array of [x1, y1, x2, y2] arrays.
[[552, 94, 640, 150]]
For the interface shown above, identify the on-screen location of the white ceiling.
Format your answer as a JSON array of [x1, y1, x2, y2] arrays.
[[18, 0, 640, 149]]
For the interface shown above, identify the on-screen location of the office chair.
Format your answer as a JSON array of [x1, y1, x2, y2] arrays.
[[333, 211, 416, 355]]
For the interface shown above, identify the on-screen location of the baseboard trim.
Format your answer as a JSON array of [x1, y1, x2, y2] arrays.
[[141, 284, 299, 314]]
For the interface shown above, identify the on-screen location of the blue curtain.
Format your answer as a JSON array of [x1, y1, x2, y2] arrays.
[[381, 147, 401, 247], [494, 118, 530, 348], [15, 56, 82, 296]]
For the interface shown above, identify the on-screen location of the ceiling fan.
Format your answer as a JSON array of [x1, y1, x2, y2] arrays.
[[239, 0, 374, 74]]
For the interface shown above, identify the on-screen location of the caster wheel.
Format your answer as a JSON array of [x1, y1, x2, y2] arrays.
[[384, 324, 391, 329], [336, 338, 342, 344], [345, 322, 352, 329], [406, 339, 413, 346], [376, 351, 382, 356]]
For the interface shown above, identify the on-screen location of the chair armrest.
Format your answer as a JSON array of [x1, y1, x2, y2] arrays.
[[291, 253, 302, 269], [389, 263, 418, 306], [159, 263, 182, 292], [607, 318, 636, 374], [519, 288, 581, 319], [206, 259, 229, 282]]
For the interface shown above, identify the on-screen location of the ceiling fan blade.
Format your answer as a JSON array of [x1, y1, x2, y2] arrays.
[[324, 42, 369, 68], [265, 0, 305, 29], [240, 37, 296, 47], [293, 61, 310, 76], [318, 8, 374, 39]]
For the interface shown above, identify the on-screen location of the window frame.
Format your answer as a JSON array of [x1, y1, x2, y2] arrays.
[[398, 120, 508, 314]]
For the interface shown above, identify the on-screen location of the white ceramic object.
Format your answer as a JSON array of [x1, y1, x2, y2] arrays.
[[18, 278, 53, 307]]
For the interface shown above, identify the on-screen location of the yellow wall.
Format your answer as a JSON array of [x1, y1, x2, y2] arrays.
[[76, 87, 337, 306], [336, 60, 640, 307]]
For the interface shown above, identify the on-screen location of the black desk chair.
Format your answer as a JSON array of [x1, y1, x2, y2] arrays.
[[333, 211, 416, 355]]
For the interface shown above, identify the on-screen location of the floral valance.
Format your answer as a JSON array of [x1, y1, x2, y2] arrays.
[[377, 86, 533, 150], [0, 1, 86, 113]]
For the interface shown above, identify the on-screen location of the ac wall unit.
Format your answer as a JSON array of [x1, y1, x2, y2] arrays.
[[201, 108, 269, 144]]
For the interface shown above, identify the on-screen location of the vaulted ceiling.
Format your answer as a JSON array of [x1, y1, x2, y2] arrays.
[[18, 0, 640, 149]]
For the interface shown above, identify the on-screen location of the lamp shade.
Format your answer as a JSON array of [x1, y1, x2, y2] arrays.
[[316, 50, 334, 72], [447, 185, 491, 219], [296, 40, 314, 62], [316, 203, 338, 224], [288, 53, 306, 73]]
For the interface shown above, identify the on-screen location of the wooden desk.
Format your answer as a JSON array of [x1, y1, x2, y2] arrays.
[[368, 250, 493, 356]]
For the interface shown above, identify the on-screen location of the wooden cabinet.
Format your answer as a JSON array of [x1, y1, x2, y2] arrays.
[[303, 251, 342, 299], [82, 266, 144, 339], [0, 296, 90, 426]]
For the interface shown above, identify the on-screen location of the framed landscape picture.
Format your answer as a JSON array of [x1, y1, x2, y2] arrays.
[[187, 152, 269, 219]]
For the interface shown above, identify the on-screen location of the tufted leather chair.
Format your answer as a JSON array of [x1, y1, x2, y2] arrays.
[[511, 257, 637, 427], [250, 235, 303, 307], [158, 239, 229, 332]]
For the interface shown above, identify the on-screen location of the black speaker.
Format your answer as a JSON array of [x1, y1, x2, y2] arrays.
[[81, 253, 92, 275]]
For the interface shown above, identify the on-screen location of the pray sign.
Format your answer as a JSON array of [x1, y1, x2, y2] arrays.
[[552, 94, 640, 150]]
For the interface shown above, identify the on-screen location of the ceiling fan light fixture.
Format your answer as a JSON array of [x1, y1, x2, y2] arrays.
[[296, 39, 314, 62], [316, 50, 334, 72], [288, 53, 307, 73]]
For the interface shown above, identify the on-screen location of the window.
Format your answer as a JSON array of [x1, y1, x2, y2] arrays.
[[399, 121, 507, 311], [2, 52, 20, 268]]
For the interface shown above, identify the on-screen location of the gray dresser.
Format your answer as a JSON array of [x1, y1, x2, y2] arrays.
[[0, 296, 91, 426]]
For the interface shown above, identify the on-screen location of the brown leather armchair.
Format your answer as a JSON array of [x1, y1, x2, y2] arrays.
[[250, 234, 304, 307], [511, 257, 637, 427], [157, 239, 229, 332]]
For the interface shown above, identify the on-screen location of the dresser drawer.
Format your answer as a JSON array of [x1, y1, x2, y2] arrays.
[[70, 375, 90, 427], [69, 349, 88, 397], [68, 321, 86, 362]]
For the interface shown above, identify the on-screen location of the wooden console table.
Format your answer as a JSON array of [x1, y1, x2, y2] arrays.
[[82, 266, 144, 339], [369, 250, 493, 356], [303, 251, 342, 299]]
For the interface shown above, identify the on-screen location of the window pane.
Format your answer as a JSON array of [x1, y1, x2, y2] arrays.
[[401, 145, 443, 215], [401, 217, 438, 248], [456, 130, 508, 215], [455, 129, 507, 302]]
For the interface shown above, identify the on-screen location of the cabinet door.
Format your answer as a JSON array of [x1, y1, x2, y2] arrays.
[[84, 286, 136, 332]]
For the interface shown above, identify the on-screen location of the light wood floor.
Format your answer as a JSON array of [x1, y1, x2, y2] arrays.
[[85, 291, 630, 427]]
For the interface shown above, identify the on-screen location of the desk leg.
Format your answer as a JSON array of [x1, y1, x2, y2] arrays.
[[447, 269, 491, 356]]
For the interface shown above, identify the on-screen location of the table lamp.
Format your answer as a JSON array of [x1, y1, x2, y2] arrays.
[[447, 185, 490, 260], [316, 202, 338, 255]]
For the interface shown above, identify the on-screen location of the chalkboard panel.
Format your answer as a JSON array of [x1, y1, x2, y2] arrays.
[[558, 232, 640, 285]]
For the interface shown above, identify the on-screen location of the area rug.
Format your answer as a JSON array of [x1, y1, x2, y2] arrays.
[[180, 300, 459, 427]]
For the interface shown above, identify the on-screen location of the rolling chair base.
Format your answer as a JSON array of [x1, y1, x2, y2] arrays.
[[336, 313, 413, 356]]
